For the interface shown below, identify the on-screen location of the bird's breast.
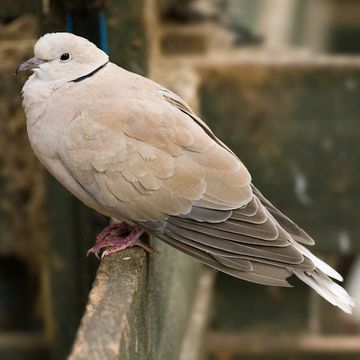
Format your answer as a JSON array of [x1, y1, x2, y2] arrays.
[[23, 78, 75, 161]]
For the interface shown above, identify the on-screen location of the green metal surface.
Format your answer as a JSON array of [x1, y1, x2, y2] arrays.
[[107, 0, 148, 74], [211, 272, 309, 332], [147, 240, 201, 360], [46, 177, 100, 360]]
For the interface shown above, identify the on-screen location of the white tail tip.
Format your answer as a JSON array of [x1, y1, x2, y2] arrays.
[[293, 269, 355, 314]]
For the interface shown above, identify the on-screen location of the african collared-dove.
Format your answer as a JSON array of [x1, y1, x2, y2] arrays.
[[17, 33, 354, 313]]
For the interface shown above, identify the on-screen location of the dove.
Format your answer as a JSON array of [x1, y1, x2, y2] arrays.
[[17, 32, 354, 313]]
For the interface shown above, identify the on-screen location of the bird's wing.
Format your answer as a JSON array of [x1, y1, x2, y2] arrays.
[[60, 92, 251, 220], [59, 87, 333, 289]]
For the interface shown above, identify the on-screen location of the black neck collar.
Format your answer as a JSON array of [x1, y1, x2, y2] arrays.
[[70, 61, 109, 83]]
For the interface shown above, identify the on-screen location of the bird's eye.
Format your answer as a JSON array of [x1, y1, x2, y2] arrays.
[[60, 53, 71, 61]]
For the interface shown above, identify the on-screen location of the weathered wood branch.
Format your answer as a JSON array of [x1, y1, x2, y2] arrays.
[[69, 248, 148, 360], [69, 239, 213, 360]]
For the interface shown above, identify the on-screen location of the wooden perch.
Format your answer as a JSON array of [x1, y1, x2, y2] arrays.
[[68, 240, 214, 360], [69, 248, 148, 360]]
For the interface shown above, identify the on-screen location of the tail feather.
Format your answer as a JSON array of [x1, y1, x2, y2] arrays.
[[292, 269, 355, 314], [292, 242, 343, 282], [292, 243, 354, 314]]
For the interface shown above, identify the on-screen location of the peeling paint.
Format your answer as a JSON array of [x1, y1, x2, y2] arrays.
[[291, 164, 311, 206], [345, 78, 358, 91], [338, 230, 351, 254], [321, 137, 334, 152]]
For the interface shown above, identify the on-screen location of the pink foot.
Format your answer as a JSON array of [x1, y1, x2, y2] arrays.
[[87, 223, 154, 259], [95, 222, 131, 243]]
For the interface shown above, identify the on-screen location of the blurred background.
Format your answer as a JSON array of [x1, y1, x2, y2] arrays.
[[1, 0, 360, 359]]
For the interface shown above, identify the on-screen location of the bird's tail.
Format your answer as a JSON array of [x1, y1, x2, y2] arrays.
[[292, 242, 355, 314]]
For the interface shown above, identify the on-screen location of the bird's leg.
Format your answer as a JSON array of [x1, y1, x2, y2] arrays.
[[87, 222, 154, 259], [95, 222, 131, 243], [100, 228, 154, 258]]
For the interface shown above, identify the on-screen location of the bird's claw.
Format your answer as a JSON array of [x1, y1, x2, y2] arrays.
[[87, 225, 153, 259]]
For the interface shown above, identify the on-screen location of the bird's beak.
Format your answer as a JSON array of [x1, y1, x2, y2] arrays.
[[15, 57, 47, 75]]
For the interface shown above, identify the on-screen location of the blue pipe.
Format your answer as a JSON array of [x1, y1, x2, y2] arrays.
[[98, 10, 109, 54], [65, 10, 108, 54], [65, 14, 74, 33]]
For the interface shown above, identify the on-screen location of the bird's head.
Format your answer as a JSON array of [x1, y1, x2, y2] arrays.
[[16, 32, 109, 83]]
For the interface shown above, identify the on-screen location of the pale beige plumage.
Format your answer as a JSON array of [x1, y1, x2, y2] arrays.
[[19, 33, 354, 313]]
